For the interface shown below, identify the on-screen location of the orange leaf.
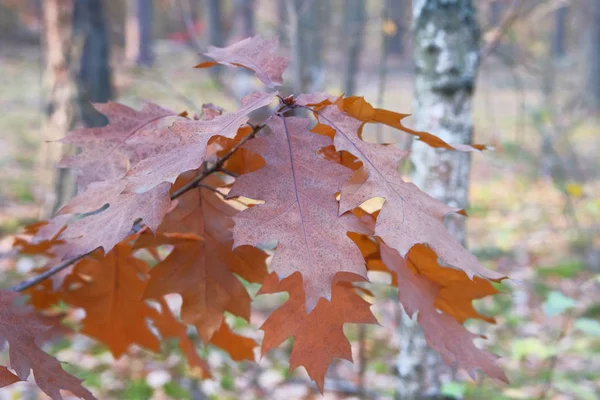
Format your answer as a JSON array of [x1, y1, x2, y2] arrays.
[[380, 244, 507, 382], [209, 320, 256, 362], [139, 173, 267, 342], [259, 272, 377, 392], [318, 105, 503, 282]]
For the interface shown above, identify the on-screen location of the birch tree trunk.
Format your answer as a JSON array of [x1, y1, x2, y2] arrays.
[[396, 1, 481, 398]]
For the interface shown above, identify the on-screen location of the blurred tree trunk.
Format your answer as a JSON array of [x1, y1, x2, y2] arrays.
[[551, 4, 568, 59], [125, 0, 154, 66], [397, 1, 481, 398], [40, 0, 77, 217], [231, 0, 256, 99], [342, 0, 366, 96], [236, 0, 255, 38], [205, 0, 224, 78], [286, 0, 326, 93], [40, 0, 113, 217], [385, 0, 405, 55], [74, 0, 113, 127], [489, 0, 502, 26], [588, 0, 600, 108]]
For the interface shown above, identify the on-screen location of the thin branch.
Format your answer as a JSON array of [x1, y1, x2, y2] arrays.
[[11, 122, 268, 292], [217, 167, 239, 178], [170, 122, 266, 200], [9, 251, 94, 292]]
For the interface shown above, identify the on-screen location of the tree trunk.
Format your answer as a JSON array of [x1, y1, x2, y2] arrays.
[[125, 0, 154, 66], [286, 0, 326, 93], [587, 0, 600, 108], [551, 5, 568, 59], [74, 0, 113, 127], [342, 0, 366, 96], [489, 0, 502, 26], [236, 0, 255, 38], [40, 0, 113, 217], [385, 0, 406, 55], [397, 1, 481, 398], [40, 0, 78, 217], [205, 0, 224, 78]]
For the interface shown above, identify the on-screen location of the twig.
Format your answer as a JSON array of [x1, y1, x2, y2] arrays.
[[9, 251, 93, 292], [217, 167, 239, 178], [170, 122, 266, 199], [11, 122, 267, 292]]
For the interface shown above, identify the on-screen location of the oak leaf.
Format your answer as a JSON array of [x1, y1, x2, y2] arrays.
[[209, 320, 256, 362], [0, 291, 96, 399], [138, 173, 267, 342], [318, 105, 503, 281], [54, 180, 173, 258], [339, 96, 487, 151], [196, 35, 289, 88], [230, 116, 368, 311], [259, 272, 377, 392], [124, 91, 275, 193], [379, 243, 507, 382], [59, 102, 178, 190]]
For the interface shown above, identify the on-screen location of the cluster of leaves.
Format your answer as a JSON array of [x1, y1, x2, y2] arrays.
[[2, 36, 507, 399]]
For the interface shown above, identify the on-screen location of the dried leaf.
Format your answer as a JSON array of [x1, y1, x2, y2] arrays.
[[196, 36, 289, 88], [59, 102, 178, 190], [380, 244, 508, 382], [139, 173, 267, 342], [0, 291, 96, 399], [124, 91, 275, 193], [53, 180, 172, 258], [318, 105, 503, 281], [230, 116, 368, 311], [259, 272, 377, 392]]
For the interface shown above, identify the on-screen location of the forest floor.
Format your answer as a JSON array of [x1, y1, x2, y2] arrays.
[[0, 41, 598, 399]]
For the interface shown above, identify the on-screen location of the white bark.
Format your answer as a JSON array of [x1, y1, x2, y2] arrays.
[[397, 1, 481, 398]]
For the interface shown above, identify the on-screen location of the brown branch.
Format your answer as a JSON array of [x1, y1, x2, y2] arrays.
[[170, 122, 266, 200], [10, 122, 267, 293], [9, 251, 94, 292]]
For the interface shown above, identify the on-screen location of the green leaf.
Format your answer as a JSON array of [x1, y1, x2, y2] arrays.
[[574, 318, 600, 337], [537, 261, 585, 278], [511, 338, 556, 360], [543, 291, 576, 317], [441, 381, 466, 398]]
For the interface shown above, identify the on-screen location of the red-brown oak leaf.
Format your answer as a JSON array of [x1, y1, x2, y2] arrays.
[[0, 291, 96, 399], [59, 102, 178, 190], [317, 105, 503, 281], [124, 91, 275, 194], [51, 180, 172, 259], [379, 243, 508, 382], [137, 173, 267, 342], [196, 35, 289, 88], [60, 244, 164, 357], [229, 116, 368, 312], [209, 320, 256, 362], [259, 272, 377, 392], [0, 366, 20, 388], [152, 298, 211, 377]]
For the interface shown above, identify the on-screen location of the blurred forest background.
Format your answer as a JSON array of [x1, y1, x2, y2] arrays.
[[0, 0, 599, 399]]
